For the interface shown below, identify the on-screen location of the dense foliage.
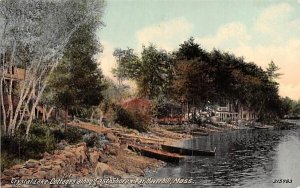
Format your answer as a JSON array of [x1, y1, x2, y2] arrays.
[[113, 45, 174, 99], [112, 105, 149, 132], [1, 123, 87, 171], [0, 0, 105, 136], [45, 21, 106, 121], [113, 38, 285, 120], [280, 97, 300, 117]]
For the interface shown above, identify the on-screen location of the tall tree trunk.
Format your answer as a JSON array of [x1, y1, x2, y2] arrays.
[[42, 106, 46, 123], [11, 69, 35, 135], [258, 98, 266, 121], [16, 89, 34, 130], [64, 106, 68, 131], [187, 101, 190, 121], [90, 108, 95, 122], [0, 77, 7, 134], [45, 107, 54, 123], [26, 80, 48, 138], [26, 103, 38, 138], [192, 97, 196, 120], [6, 59, 36, 135], [6, 41, 18, 135], [7, 66, 14, 135], [41, 105, 53, 123]]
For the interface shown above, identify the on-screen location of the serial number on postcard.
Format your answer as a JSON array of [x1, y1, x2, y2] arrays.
[[273, 179, 292, 183]]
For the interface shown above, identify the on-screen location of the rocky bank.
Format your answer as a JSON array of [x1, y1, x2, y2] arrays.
[[1, 122, 192, 187]]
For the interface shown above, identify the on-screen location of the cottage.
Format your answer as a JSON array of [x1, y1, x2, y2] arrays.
[[215, 106, 239, 122], [214, 104, 257, 123], [1, 66, 54, 121], [239, 107, 257, 121], [1, 66, 26, 109]]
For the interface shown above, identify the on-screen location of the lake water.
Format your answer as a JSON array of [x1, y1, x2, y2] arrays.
[[146, 120, 300, 188]]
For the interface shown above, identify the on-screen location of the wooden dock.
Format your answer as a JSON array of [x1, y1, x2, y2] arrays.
[[161, 144, 216, 156], [128, 144, 185, 163]]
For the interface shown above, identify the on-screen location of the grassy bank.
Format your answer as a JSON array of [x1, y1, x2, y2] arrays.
[[0, 122, 90, 172]]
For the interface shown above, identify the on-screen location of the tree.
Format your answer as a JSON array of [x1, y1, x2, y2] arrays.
[[172, 38, 283, 121], [293, 100, 300, 115], [113, 44, 173, 99], [172, 38, 212, 120], [266, 61, 282, 81], [0, 0, 105, 136], [47, 21, 106, 128], [280, 97, 300, 116], [175, 37, 206, 61], [113, 37, 284, 121], [112, 48, 140, 84], [101, 77, 132, 104]]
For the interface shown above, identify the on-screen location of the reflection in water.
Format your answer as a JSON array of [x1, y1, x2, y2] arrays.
[[146, 121, 300, 188]]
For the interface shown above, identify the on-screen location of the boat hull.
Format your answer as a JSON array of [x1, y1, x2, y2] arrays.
[[128, 144, 184, 163], [161, 144, 216, 156]]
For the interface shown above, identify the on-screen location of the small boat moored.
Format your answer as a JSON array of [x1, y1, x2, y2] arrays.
[[128, 144, 185, 163], [190, 131, 209, 136], [254, 125, 274, 129], [161, 144, 216, 156]]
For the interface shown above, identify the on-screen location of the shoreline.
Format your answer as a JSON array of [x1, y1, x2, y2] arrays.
[[0, 122, 191, 187], [1, 121, 264, 187]]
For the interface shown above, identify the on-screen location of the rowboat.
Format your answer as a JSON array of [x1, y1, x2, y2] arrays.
[[161, 144, 216, 156], [254, 125, 274, 129], [190, 131, 209, 136], [128, 144, 184, 163], [254, 126, 269, 129]]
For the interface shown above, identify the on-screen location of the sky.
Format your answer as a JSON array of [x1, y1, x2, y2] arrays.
[[96, 0, 300, 100]]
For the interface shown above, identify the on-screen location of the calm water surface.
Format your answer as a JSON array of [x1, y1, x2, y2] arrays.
[[146, 120, 300, 188]]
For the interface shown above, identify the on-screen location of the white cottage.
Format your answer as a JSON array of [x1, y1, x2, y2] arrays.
[[215, 106, 239, 122]]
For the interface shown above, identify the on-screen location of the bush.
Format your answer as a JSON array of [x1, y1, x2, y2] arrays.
[[1, 128, 56, 157], [1, 123, 86, 171], [152, 100, 181, 119], [113, 105, 149, 132], [84, 133, 104, 148], [52, 127, 85, 144], [0, 131, 55, 172], [53, 129, 65, 143], [0, 153, 24, 172], [30, 125, 47, 137], [63, 127, 84, 144]]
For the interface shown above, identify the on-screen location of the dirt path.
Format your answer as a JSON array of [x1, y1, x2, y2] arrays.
[[68, 121, 111, 133]]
